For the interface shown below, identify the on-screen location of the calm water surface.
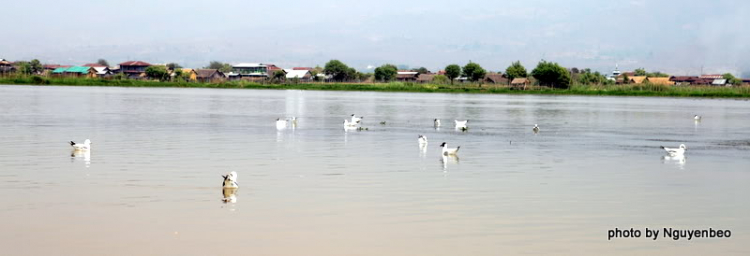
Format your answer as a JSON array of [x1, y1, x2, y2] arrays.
[[0, 85, 748, 255]]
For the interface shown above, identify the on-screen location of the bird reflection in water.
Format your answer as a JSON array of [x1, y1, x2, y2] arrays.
[[71, 150, 91, 168], [662, 155, 686, 169], [440, 154, 459, 171]]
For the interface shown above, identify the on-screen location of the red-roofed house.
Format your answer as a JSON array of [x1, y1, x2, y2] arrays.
[[1, 59, 16, 73], [119, 61, 151, 79], [699, 74, 722, 79]]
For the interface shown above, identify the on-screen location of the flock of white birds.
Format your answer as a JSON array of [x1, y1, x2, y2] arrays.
[[68, 114, 699, 203]]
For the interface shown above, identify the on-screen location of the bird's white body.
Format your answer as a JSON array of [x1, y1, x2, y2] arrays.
[[276, 118, 288, 129], [434, 119, 441, 127], [418, 135, 428, 145], [70, 139, 91, 151], [532, 124, 540, 132], [454, 120, 468, 129], [222, 171, 239, 188], [694, 115, 701, 121], [351, 114, 363, 124], [661, 144, 686, 156], [343, 119, 358, 128], [440, 142, 460, 156]]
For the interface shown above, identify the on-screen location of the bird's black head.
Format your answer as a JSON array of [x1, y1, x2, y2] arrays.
[[440, 142, 446, 147]]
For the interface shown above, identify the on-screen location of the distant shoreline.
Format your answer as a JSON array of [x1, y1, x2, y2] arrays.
[[1, 76, 749, 98]]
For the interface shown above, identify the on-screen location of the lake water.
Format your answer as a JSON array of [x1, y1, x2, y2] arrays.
[[0, 85, 748, 255]]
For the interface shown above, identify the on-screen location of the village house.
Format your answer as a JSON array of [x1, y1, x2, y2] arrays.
[[178, 68, 198, 82], [92, 67, 111, 77], [669, 76, 698, 85], [628, 76, 647, 84], [396, 71, 419, 82], [510, 77, 531, 90], [484, 73, 508, 85], [119, 61, 151, 79], [195, 69, 225, 83], [284, 69, 313, 82], [699, 74, 723, 79], [232, 63, 268, 81], [0, 59, 15, 74], [711, 79, 728, 86], [51, 66, 97, 78], [416, 73, 436, 83], [645, 77, 672, 85]]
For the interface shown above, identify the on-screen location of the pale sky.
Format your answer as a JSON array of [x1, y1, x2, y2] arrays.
[[2, 0, 749, 76]]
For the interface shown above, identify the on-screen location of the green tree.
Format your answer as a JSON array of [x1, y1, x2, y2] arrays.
[[166, 63, 182, 70], [272, 70, 286, 82], [530, 60, 571, 89], [578, 71, 608, 85], [145, 65, 169, 81], [172, 69, 185, 81], [97, 59, 109, 67], [346, 67, 358, 81], [324, 60, 351, 81], [621, 73, 630, 84], [374, 64, 398, 82], [462, 62, 486, 82], [16, 61, 32, 74], [505, 61, 527, 81], [432, 74, 450, 84], [412, 67, 430, 74], [634, 68, 647, 76], [29, 59, 43, 74], [444, 64, 461, 84], [646, 71, 669, 77], [722, 73, 742, 85], [207, 61, 233, 73]]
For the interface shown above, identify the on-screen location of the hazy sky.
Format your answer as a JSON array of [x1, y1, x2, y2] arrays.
[[2, 0, 749, 76]]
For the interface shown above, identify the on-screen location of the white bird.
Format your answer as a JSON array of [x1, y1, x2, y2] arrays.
[[661, 144, 686, 156], [418, 135, 428, 145], [291, 116, 298, 126], [434, 119, 441, 127], [351, 114, 363, 124], [532, 124, 540, 133], [440, 142, 460, 156], [343, 119, 358, 129], [222, 171, 239, 188], [454, 120, 468, 128], [70, 139, 91, 151], [276, 118, 288, 129], [694, 115, 701, 121]]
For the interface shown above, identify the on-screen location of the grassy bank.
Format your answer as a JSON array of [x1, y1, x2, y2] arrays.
[[2, 75, 749, 98]]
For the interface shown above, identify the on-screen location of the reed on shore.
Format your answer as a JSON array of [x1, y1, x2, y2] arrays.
[[1, 75, 749, 98]]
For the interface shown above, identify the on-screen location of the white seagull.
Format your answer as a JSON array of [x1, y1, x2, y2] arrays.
[[694, 115, 701, 121], [343, 119, 358, 129], [454, 120, 468, 130], [434, 119, 441, 127], [418, 135, 428, 145], [222, 171, 239, 188], [351, 114, 363, 124], [276, 118, 288, 129], [532, 124, 540, 133], [70, 139, 92, 151], [661, 144, 686, 156], [440, 142, 460, 156]]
